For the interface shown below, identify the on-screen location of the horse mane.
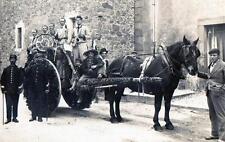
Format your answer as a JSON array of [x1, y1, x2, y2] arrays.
[[166, 41, 184, 56]]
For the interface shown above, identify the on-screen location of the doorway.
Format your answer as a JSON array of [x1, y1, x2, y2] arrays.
[[206, 24, 225, 62]]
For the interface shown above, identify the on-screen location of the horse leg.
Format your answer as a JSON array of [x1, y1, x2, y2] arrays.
[[153, 94, 163, 131], [108, 88, 116, 123], [115, 88, 124, 122], [109, 100, 116, 123], [164, 93, 174, 130]]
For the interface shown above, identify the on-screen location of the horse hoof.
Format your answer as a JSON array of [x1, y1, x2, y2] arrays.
[[110, 117, 117, 123], [153, 124, 163, 131], [165, 123, 174, 130], [116, 116, 123, 122]]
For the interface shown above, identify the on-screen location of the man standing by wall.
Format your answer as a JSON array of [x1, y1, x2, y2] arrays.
[[198, 48, 225, 141], [0, 54, 23, 124]]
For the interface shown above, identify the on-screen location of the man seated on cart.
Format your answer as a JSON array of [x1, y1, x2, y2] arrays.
[[76, 49, 104, 109]]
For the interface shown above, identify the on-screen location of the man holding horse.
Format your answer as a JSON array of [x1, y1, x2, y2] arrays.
[[198, 48, 225, 141]]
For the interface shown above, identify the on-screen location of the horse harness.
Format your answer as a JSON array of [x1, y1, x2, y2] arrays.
[[141, 45, 184, 78]]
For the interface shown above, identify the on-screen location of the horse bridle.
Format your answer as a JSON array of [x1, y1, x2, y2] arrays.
[[153, 44, 189, 77], [159, 45, 180, 75]]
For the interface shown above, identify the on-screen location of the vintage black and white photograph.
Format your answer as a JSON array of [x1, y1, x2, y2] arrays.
[[0, 0, 225, 142]]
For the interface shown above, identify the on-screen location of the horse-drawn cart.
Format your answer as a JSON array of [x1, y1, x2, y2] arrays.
[[24, 34, 162, 115]]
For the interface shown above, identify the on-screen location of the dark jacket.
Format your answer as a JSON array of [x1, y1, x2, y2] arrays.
[[1, 65, 23, 94], [198, 59, 225, 92], [81, 56, 104, 78]]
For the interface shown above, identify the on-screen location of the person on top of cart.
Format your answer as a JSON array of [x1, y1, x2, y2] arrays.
[[55, 18, 68, 47], [71, 15, 91, 62]]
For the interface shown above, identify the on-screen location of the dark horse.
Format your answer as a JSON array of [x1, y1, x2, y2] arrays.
[[107, 36, 200, 130]]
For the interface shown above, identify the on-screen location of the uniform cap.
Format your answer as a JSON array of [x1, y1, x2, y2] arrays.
[[9, 54, 17, 60]]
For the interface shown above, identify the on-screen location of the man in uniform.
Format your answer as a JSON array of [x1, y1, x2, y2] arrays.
[[72, 15, 90, 61], [25, 50, 54, 122], [198, 48, 225, 141], [76, 49, 104, 109], [1, 54, 23, 124]]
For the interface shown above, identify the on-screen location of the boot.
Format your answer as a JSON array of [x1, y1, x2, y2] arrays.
[[38, 117, 43, 122], [4, 119, 11, 124], [12, 118, 19, 123]]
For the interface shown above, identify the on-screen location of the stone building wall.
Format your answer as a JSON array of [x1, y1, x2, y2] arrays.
[[156, 0, 225, 90], [0, 0, 134, 73], [133, 0, 225, 90], [157, 0, 225, 64]]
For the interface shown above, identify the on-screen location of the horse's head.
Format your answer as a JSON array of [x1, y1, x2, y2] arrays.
[[167, 36, 200, 76], [180, 36, 200, 75]]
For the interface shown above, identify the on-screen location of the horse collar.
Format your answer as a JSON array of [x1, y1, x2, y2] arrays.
[[162, 50, 181, 77]]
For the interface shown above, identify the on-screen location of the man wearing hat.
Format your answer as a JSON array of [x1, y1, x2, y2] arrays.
[[72, 15, 90, 61], [98, 48, 109, 78], [96, 48, 109, 103], [130, 51, 141, 60], [198, 48, 225, 141], [76, 49, 104, 109], [1, 54, 23, 124]]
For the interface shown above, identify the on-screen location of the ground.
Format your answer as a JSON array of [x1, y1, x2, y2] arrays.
[[0, 91, 216, 142]]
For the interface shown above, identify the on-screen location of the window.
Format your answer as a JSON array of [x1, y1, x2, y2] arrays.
[[17, 28, 22, 49], [206, 24, 225, 61], [15, 21, 25, 50]]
